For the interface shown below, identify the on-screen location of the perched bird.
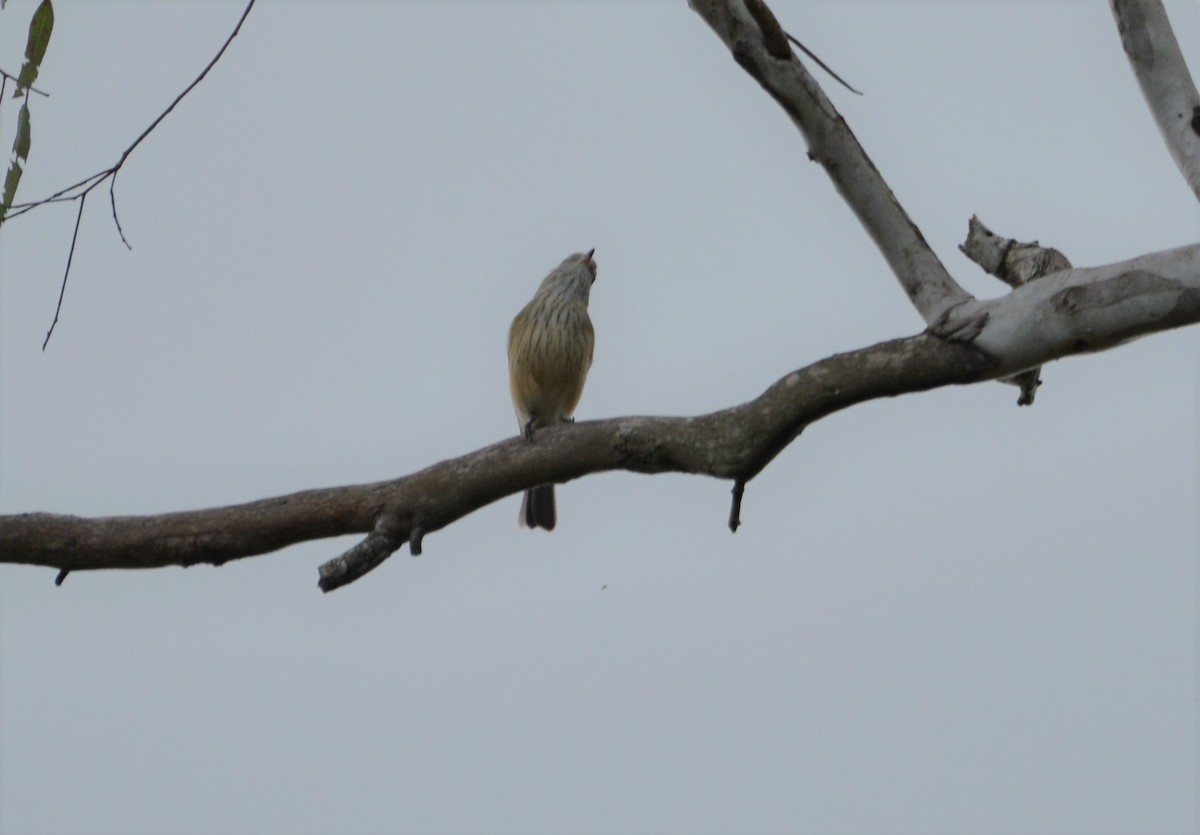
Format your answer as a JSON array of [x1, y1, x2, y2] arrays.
[[507, 249, 597, 530]]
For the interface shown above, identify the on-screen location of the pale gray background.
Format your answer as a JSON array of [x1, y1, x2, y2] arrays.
[[1, 2, 1197, 834]]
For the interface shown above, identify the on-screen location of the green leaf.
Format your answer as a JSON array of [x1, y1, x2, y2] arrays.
[[0, 104, 32, 222], [15, 0, 54, 97], [13, 103, 31, 160], [0, 161, 25, 222]]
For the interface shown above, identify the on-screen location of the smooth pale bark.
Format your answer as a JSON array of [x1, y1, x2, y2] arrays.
[[687, 0, 973, 325], [1111, 0, 1200, 199]]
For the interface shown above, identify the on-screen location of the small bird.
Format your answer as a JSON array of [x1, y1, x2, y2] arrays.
[[508, 249, 597, 530]]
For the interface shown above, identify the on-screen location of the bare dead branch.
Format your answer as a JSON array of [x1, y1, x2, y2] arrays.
[[5, 241, 1200, 590], [688, 0, 971, 325], [1, 332, 999, 587], [959, 216, 1075, 405], [1110, 0, 1200, 200], [959, 216, 1071, 291], [690, 0, 1199, 378]]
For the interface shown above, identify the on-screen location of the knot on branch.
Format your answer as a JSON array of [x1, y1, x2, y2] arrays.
[[929, 306, 989, 343], [743, 0, 791, 60]]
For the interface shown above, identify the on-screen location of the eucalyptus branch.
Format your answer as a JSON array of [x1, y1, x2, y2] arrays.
[[689, 0, 971, 325], [3, 243, 1198, 591], [1110, 0, 1200, 199]]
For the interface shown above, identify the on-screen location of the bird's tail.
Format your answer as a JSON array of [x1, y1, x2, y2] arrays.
[[520, 484, 556, 531]]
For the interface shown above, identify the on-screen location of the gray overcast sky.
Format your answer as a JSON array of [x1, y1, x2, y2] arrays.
[[1, 2, 1198, 834]]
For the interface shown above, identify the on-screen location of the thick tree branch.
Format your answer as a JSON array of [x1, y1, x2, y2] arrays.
[[688, 0, 972, 324], [1110, 0, 1200, 200], [1, 332, 993, 588], [969, 243, 1199, 371], [5, 4, 1200, 593], [3, 243, 1198, 590]]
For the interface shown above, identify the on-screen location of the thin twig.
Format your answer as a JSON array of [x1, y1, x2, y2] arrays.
[[784, 32, 863, 95], [43, 193, 86, 350], [3, 171, 108, 219], [4, 0, 257, 347], [9, 0, 255, 219], [110, 0, 256, 173], [109, 171, 130, 249], [0, 66, 50, 98]]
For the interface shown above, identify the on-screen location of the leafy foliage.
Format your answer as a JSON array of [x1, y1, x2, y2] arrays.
[[1, 0, 54, 221]]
